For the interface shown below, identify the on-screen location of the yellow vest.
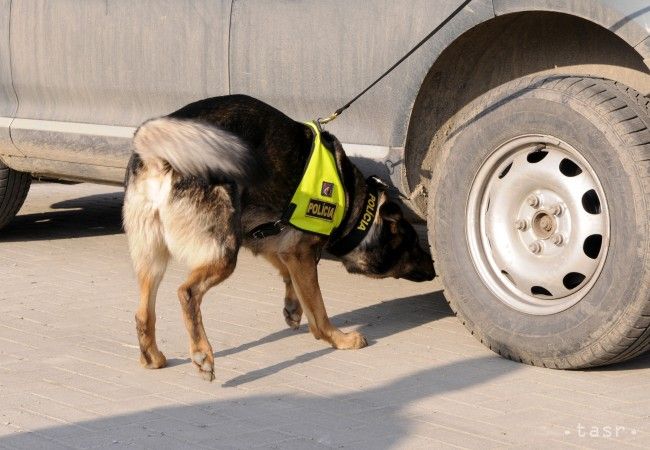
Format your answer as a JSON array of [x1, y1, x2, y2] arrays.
[[286, 121, 346, 235]]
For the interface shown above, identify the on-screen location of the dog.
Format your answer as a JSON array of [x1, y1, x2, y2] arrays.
[[123, 95, 435, 381]]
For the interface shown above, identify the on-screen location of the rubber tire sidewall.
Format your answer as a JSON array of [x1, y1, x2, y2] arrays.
[[0, 162, 31, 231], [431, 83, 646, 366]]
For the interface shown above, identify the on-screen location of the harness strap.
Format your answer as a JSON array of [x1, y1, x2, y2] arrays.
[[326, 177, 380, 257], [248, 220, 285, 239], [248, 176, 382, 260]]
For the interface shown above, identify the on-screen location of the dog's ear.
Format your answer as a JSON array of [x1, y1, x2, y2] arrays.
[[379, 201, 403, 234]]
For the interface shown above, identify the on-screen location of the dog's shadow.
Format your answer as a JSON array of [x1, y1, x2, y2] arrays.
[[216, 291, 451, 386]]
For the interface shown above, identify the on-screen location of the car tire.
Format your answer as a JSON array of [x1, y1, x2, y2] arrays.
[[0, 162, 31, 230], [428, 75, 650, 368]]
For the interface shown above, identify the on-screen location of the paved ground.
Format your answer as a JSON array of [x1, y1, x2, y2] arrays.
[[0, 182, 649, 449]]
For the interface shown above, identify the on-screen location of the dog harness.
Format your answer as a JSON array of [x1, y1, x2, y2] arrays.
[[326, 178, 380, 257], [248, 121, 383, 257], [284, 121, 346, 235]]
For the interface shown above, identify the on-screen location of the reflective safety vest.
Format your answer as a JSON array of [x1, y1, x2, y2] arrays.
[[285, 121, 347, 236]]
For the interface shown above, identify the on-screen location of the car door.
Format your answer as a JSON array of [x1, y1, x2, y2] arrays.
[[0, 0, 19, 159], [228, 0, 491, 187], [9, 0, 231, 183], [229, 0, 479, 148]]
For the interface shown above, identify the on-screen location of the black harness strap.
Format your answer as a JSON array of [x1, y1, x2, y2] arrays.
[[326, 177, 380, 257], [248, 220, 286, 239], [248, 176, 383, 259]]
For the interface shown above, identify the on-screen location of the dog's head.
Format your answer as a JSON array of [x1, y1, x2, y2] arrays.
[[340, 194, 435, 282]]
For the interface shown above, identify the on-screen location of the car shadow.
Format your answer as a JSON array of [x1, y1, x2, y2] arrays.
[[0, 191, 125, 242]]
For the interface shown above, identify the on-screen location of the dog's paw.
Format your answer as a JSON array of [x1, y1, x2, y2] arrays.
[[192, 351, 215, 382], [283, 305, 302, 330], [309, 323, 322, 340], [140, 350, 167, 369], [332, 331, 367, 350]]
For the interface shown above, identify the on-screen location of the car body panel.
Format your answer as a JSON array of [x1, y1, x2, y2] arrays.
[[8, 0, 231, 173], [0, 0, 19, 158], [11, 0, 231, 125], [230, 0, 493, 148], [494, 1, 650, 56], [0, 0, 647, 186]]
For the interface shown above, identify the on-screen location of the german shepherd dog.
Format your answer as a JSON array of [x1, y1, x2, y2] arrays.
[[123, 95, 435, 381]]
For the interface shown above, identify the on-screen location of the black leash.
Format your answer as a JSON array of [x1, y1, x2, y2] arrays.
[[318, 0, 474, 125], [248, 1, 476, 246]]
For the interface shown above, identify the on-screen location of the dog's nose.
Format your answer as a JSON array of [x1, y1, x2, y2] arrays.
[[403, 268, 435, 282], [417, 254, 436, 281]]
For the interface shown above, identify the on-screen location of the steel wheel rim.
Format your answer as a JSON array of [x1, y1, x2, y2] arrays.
[[466, 135, 610, 315]]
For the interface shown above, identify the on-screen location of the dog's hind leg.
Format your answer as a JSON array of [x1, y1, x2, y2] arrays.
[[135, 261, 168, 369], [161, 182, 241, 381], [124, 179, 170, 369], [263, 253, 303, 330], [177, 258, 236, 381], [280, 250, 367, 350]]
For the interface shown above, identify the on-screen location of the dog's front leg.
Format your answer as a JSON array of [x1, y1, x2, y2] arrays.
[[263, 253, 303, 329], [280, 251, 367, 350]]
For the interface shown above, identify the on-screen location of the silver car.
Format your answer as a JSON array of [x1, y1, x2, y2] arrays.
[[1, 0, 649, 369]]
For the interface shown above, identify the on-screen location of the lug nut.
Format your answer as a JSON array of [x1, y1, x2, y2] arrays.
[[552, 234, 564, 246], [529, 240, 543, 254], [551, 204, 564, 216], [515, 219, 528, 231], [527, 195, 541, 208]]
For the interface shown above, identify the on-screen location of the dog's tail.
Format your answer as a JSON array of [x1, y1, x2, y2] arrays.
[[133, 117, 254, 183]]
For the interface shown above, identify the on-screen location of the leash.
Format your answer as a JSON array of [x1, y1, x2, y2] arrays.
[[248, 0, 475, 247], [317, 0, 474, 125]]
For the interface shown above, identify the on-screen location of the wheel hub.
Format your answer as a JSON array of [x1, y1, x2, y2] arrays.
[[466, 135, 610, 315], [531, 210, 556, 239]]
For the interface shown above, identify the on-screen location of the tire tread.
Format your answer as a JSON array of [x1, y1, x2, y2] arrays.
[[0, 163, 31, 230], [431, 74, 650, 369]]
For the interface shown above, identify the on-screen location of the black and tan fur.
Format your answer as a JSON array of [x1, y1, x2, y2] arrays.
[[123, 95, 434, 381]]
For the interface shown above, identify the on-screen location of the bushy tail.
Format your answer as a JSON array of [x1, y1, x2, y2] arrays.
[[133, 117, 253, 183]]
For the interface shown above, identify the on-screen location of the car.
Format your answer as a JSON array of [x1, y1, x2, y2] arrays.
[[1, 0, 649, 369]]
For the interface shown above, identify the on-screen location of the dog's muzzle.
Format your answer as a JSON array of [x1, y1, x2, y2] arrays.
[[402, 268, 436, 282]]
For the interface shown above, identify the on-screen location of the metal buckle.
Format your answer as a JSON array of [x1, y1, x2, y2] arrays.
[[369, 176, 408, 200], [251, 221, 285, 240]]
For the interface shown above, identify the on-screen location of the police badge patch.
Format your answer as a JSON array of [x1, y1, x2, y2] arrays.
[[321, 181, 334, 197]]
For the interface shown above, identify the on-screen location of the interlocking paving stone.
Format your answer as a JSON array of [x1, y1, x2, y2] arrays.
[[0, 182, 649, 449]]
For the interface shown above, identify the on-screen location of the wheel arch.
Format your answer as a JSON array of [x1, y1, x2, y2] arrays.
[[402, 9, 650, 218]]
